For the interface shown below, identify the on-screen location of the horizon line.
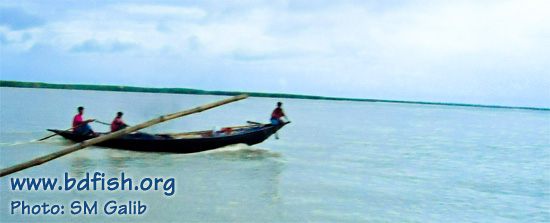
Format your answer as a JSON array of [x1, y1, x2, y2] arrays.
[[0, 80, 548, 111]]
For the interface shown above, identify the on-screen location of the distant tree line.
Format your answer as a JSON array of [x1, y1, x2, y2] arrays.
[[0, 80, 547, 110], [0, 80, 373, 101]]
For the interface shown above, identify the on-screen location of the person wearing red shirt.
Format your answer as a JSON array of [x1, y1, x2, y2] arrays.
[[111, 112, 128, 132], [270, 102, 289, 139], [270, 102, 288, 125], [73, 106, 96, 135]]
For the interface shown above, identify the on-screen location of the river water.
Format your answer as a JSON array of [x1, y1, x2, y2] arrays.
[[1, 87, 549, 222]]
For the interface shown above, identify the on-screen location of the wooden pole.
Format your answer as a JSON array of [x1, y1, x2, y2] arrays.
[[37, 122, 88, 141], [94, 120, 112, 126], [0, 94, 248, 177]]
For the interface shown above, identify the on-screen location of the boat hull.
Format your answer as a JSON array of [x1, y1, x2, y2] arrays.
[[48, 123, 288, 153]]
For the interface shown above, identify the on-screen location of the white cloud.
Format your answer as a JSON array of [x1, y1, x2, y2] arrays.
[[113, 5, 207, 19], [2, 0, 549, 107], [8, 1, 549, 60]]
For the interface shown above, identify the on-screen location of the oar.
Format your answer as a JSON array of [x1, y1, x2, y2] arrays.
[[247, 121, 263, 126], [37, 122, 88, 141], [96, 120, 132, 129], [0, 94, 248, 177], [94, 120, 111, 126]]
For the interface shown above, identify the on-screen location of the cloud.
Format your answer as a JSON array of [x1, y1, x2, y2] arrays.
[[1, 0, 549, 107], [70, 39, 138, 53], [0, 7, 45, 30], [0, 32, 8, 44], [113, 5, 207, 19]]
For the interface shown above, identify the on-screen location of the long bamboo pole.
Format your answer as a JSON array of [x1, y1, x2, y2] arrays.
[[0, 94, 248, 177]]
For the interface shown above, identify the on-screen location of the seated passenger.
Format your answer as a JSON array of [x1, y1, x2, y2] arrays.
[[111, 112, 128, 132]]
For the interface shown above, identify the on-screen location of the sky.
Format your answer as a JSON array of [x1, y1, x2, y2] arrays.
[[1, 0, 549, 108]]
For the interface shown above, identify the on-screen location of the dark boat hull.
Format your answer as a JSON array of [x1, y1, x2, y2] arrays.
[[48, 123, 288, 153]]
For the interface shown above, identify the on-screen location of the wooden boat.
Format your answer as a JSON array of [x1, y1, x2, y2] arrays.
[[48, 122, 289, 153]]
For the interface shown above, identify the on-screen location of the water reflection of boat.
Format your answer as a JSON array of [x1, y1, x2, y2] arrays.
[[47, 122, 289, 153]]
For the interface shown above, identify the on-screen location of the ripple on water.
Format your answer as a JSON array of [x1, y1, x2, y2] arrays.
[[203, 144, 283, 161]]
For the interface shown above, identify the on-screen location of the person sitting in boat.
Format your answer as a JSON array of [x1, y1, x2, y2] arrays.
[[270, 102, 289, 125], [73, 106, 96, 135], [111, 112, 128, 132]]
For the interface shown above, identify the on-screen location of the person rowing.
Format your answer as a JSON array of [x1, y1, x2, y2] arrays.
[[270, 102, 289, 139], [109, 112, 160, 139], [111, 111, 129, 132], [73, 106, 97, 136]]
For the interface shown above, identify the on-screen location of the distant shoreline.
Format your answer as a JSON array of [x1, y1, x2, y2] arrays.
[[1, 80, 548, 111]]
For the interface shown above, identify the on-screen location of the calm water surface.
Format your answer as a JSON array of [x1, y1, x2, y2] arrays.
[[1, 87, 549, 222]]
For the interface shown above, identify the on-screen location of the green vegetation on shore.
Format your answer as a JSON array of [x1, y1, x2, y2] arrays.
[[1, 80, 547, 110]]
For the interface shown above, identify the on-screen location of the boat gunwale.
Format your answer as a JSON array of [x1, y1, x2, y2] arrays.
[[47, 123, 282, 142]]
